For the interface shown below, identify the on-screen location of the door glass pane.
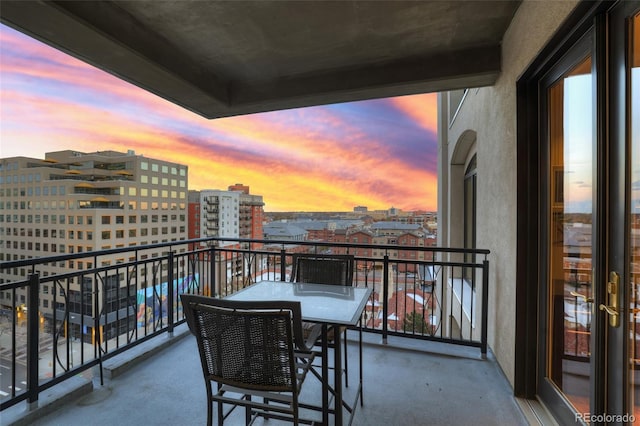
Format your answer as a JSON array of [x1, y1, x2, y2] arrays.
[[547, 55, 593, 415], [629, 12, 640, 424]]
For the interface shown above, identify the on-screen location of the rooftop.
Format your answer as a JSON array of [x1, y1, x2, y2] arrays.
[[370, 222, 423, 230]]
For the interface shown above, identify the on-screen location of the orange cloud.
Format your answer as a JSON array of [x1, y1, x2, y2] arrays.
[[391, 93, 438, 132]]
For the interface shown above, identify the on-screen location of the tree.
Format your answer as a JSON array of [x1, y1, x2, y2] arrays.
[[403, 311, 429, 334]]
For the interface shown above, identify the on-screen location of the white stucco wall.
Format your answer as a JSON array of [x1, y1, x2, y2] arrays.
[[439, 0, 580, 387]]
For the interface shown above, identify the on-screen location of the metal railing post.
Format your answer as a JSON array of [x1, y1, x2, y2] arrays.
[[382, 255, 389, 344], [481, 259, 489, 358], [209, 245, 216, 297], [167, 251, 174, 335], [27, 273, 40, 405], [280, 247, 286, 281], [94, 256, 104, 385]]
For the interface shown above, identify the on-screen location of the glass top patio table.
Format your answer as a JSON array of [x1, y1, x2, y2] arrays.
[[226, 280, 372, 326], [227, 280, 370, 426]]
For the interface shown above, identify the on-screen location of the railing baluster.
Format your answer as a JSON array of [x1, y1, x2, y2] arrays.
[[448, 265, 453, 340], [11, 287, 17, 400], [167, 251, 174, 335], [481, 259, 489, 357], [279, 247, 286, 281], [209, 245, 216, 297], [115, 265, 121, 348], [459, 265, 464, 340], [95, 263, 104, 386], [382, 254, 389, 344], [26, 273, 39, 405]]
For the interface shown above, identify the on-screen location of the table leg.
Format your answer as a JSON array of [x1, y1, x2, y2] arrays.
[[322, 323, 329, 426], [334, 324, 343, 426]]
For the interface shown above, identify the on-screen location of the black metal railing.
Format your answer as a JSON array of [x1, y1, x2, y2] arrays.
[[0, 237, 489, 411]]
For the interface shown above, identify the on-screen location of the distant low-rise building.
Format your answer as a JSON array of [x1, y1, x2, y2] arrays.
[[345, 230, 374, 257], [370, 221, 426, 238], [263, 222, 308, 241]]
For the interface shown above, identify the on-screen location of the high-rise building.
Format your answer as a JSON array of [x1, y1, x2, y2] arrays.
[[189, 185, 264, 246], [0, 150, 188, 340], [187, 190, 202, 242], [188, 186, 264, 294], [226, 184, 265, 243], [201, 189, 241, 244]]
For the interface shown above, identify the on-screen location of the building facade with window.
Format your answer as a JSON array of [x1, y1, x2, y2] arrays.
[[232, 185, 265, 243], [189, 186, 264, 245], [0, 149, 188, 341]]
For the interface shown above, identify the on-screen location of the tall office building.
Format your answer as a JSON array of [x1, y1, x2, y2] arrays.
[[0, 150, 188, 340]]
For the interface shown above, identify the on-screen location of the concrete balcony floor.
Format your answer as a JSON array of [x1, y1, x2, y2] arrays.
[[6, 325, 527, 426]]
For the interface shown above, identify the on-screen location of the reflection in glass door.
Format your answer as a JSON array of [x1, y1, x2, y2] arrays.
[[547, 55, 593, 416], [629, 12, 640, 424]]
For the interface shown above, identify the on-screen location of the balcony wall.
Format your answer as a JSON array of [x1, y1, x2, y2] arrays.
[[438, 0, 581, 387]]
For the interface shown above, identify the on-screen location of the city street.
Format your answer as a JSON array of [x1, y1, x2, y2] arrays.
[[0, 318, 89, 402], [0, 362, 26, 398]]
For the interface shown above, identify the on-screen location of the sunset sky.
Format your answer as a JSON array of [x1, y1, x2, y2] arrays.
[[0, 24, 438, 212]]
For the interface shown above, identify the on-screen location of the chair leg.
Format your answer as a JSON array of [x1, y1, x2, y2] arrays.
[[213, 382, 224, 425], [206, 384, 214, 426], [245, 395, 251, 424], [359, 323, 364, 406]]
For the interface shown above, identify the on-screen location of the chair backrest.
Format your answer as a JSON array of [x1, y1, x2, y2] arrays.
[[181, 295, 306, 392], [291, 254, 354, 286]]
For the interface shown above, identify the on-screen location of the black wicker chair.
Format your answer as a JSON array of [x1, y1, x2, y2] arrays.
[[290, 254, 361, 394], [291, 254, 354, 287], [181, 295, 318, 426]]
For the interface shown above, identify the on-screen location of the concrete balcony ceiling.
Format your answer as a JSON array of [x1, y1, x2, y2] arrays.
[[0, 1, 520, 119]]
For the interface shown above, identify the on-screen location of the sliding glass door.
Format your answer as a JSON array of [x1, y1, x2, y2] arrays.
[[537, 2, 640, 423]]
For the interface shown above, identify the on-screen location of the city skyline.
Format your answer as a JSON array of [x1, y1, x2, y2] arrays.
[[0, 24, 438, 212]]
